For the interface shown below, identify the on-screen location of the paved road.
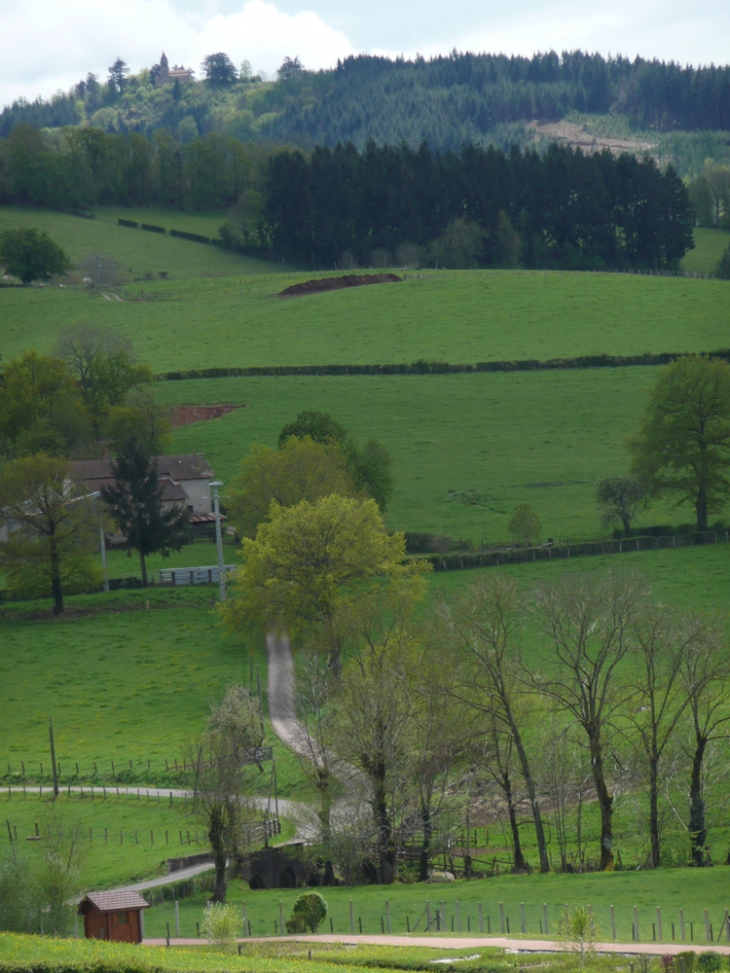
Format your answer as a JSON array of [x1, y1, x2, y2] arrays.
[[141, 933, 730, 955]]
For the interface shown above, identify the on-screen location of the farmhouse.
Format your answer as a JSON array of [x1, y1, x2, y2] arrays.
[[70, 454, 218, 526], [154, 52, 194, 86], [78, 889, 149, 943]]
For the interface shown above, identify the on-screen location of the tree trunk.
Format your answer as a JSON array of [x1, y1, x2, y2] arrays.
[[316, 769, 335, 885], [372, 758, 394, 884], [502, 769, 527, 872], [648, 751, 660, 868], [49, 532, 63, 616], [689, 734, 708, 866], [507, 712, 549, 872], [622, 514, 631, 537], [139, 549, 148, 587], [696, 482, 708, 531], [419, 799, 432, 882], [588, 728, 614, 870], [208, 805, 228, 903]]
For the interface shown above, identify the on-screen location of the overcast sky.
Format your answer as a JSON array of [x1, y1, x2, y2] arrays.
[[2, 0, 729, 110]]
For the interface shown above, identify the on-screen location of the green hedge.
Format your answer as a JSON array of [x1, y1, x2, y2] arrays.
[[117, 218, 139, 228], [157, 350, 730, 382], [140, 224, 166, 234], [169, 229, 212, 244]]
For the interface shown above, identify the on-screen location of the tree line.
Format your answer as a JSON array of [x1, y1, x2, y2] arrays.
[[3, 51, 730, 152], [266, 141, 694, 270]]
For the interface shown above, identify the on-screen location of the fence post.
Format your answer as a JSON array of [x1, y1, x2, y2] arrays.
[[350, 900, 355, 934], [611, 906, 616, 941], [175, 900, 180, 938], [279, 901, 285, 936], [456, 901, 461, 932], [705, 910, 710, 941], [543, 903, 549, 935], [386, 900, 391, 934], [499, 902, 505, 934], [680, 908, 685, 940], [521, 902, 526, 935], [724, 909, 729, 940], [478, 902, 483, 934], [657, 907, 662, 941]]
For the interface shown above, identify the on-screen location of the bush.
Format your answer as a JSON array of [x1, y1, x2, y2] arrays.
[[288, 890, 328, 933], [140, 223, 166, 234], [202, 902, 241, 951], [697, 954, 722, 973]]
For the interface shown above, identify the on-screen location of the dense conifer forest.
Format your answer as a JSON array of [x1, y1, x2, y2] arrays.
[[2, 51, 730, 164]]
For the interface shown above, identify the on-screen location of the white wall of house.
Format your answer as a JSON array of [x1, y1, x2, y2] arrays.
[[177, 478, 213, 514]]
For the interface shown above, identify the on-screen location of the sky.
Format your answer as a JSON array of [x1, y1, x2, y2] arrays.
[[1, 0, 729, 110]]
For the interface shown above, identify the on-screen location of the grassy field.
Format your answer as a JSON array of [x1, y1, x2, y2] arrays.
[[160, 368, 679, 543], [0, 935, 529, 973], [680, 227, 730, 275], [143, 866, 730, 944], [0, 206, 283, 280], [1, 269, 728, 373]]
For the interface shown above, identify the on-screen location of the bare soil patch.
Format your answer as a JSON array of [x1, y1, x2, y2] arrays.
[[280, 273, 402, 297], [169, 403, 245, 428], [528, 119, 657, 157]]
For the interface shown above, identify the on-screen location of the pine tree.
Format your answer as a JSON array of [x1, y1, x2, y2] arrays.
[[101, 440, 190, 585]]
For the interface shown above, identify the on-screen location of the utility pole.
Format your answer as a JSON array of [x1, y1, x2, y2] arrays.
[[49, 718, 59, 798], [210, 481, 226, 601], [100, 526, 109, 592]]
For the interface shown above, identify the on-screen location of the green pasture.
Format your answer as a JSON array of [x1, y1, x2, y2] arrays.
[[143, 866, 730, 945], [160, 368, 676, 543], [1, 266, 728, 373], [0, 206, 281, 281], [0, 793, 193, 889], [680, 227, 730, 275], [0, 935, 520, 973]]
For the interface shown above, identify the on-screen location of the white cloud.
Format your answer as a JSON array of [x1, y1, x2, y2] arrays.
[[0, 0, 354, 108]]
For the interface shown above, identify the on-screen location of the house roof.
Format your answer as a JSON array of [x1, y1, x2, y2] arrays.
[[71, 454, 214, 485], [80, 889, 149, 913]]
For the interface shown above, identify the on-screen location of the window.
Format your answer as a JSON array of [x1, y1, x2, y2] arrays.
[[115, 911, 129, 925]]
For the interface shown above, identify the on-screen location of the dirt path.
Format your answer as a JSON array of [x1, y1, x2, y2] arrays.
[[142, 933, 730, 955], [100, 292, 128, 302]]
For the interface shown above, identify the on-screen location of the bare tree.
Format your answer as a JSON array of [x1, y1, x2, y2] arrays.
[[630, 606, 694, 868], [446, 576, 550, 872], [336, 578, 422, 884], [188, 686, 263, 902], [532, 571, 645, 870], [680, 616, 730, 865], [475, 712, 529, 872]]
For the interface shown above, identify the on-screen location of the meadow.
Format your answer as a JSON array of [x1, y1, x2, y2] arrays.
[[142, 866, 730, 945], [0, 206, 279, 281], [0, 267, 728, 373], [161, 368, 674, 543], [679, 227, 730, 275]]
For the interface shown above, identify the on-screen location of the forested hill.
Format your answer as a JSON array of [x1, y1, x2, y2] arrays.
[[3, 50, 730, 167]]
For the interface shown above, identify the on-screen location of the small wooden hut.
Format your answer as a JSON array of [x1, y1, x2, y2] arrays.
[[78, 889, 149, 943]]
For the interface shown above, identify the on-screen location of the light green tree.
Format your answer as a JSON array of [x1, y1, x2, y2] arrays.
[[508, 503, 541, 546], [558, 905, 597, 970]]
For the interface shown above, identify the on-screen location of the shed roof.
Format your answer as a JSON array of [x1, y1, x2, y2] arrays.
[[80, 889, 149, 913]]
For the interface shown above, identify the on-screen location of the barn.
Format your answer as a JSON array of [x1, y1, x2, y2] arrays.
[[78, 889, 149, 943]]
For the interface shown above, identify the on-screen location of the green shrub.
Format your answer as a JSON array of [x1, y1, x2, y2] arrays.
[[697, 953, 722, 973], [288, 891, 328, 933]]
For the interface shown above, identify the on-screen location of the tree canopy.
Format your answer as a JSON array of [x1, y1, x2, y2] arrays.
[[628, 355, 730, 530], [228, 435, 358, 539], [0, 228, 72, 284]]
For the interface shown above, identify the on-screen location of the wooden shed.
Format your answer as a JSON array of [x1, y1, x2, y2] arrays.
[[78, 889, 149, 943]]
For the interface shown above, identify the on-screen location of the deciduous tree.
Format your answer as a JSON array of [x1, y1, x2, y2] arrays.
[[202, 53, 238, 86], [0, 228, 72, 284], [222, 495, 418, 657], [628, 355, 730, 530], [0, 453, 101, 614], [596, 476, 646, 536], [228, 436, 357, 538], [532, 571, 645, 870], [507, 503, 541, 546]]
